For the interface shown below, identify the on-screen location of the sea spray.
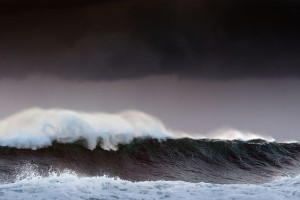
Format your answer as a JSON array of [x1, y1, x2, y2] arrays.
[[0, 108, 272, 150]]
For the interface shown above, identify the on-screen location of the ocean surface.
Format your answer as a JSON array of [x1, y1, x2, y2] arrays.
[[0, 108, 299, 199]]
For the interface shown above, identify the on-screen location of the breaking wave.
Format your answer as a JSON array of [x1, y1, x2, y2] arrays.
[[0, 108, 299, 185], [0, 108, 273, 150]]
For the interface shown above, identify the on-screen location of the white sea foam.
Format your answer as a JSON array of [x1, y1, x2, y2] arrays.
[[0, 108, 174, 150], [206, 128, 275, 141], [0, 171, 299, 200], [0, 108, 274, 150]]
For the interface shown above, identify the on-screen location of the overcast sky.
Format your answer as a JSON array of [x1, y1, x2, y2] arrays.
[[0, 0, 299, 80], [0, 0, 300, 141]]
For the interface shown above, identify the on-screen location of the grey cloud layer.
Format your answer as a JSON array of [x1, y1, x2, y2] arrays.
[[0, 0, 299, 80]]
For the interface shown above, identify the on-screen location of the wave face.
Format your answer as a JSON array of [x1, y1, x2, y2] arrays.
[[1, 173, 300, 200], [1, 138, 300, 184]]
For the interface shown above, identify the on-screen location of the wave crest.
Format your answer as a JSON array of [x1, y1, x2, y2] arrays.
[[0, 108, 274, 150], [0, 108, 173, 150]]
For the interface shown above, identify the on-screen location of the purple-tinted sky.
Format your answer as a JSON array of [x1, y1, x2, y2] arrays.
[[1, 76, 300, 141], [0, 0, 300, 141]]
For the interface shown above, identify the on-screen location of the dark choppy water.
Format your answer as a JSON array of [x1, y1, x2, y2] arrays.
[[1, 138, 300, 184]]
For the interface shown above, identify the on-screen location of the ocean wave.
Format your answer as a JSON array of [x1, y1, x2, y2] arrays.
[[1, 138, 300, 184], [0, 108, 173, 150], [0, 108, 274, 150]]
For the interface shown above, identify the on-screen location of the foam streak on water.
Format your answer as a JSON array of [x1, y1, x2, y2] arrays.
[[0, 173, 299, 200]]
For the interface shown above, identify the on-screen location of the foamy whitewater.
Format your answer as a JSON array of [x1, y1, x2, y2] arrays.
[[0, 108, 273, 150], [0, 172, 299, 200], [0, 108, 174, 150], [0, 108, 299, 199]]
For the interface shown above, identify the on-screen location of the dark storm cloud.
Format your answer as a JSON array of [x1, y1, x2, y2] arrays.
[[0, 0, 299, 80]]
